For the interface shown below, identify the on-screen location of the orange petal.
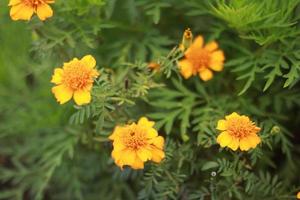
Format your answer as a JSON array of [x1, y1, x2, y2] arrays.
[[211, 50, 225, 63], [52, 84, 73, 104], [240, 138, 251, 151], [209, 64, 224, 72], [191, 36, 204, 49], [122, 149, 136, 166], [131, 157, 144, 169], [199, 68, 213, 81], [178, 59, 193, 79], [205, 41, 218, 52]]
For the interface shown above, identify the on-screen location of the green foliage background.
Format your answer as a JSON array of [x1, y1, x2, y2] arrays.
[[0, 0, 300, 199]]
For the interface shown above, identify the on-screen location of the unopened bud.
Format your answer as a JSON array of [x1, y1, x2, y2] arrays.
[[179, 28, 193, 51], [148, 62, 160, 71], [271, 126, 281, 135]]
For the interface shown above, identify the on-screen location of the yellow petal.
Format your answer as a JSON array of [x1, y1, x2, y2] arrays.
[[81, 55, 96, 69], [240, 138, 251, 151], [73, 90, 91, 106], [122, 149, 136, 166], [216, 119, 227, 131], [10, 4, 34, 21], [113, 141, 126, 151], [151, 147, 165, 163], [147, 129, 158, 139], [52, 84, 73, 104], [248, 134, 261, 148], [225, 112, 240, 120], [297, 192, 300, 199], [8, 0, 21, 6], [138, 117, 155, 128], [209, 64, 224, 72], [51, 68, 63, 84], [178, 59, 193, 79], [227, 138, 239, 151], [131, 157, 144, 169], [109, 126, 122, 140], [204, 41, 218, 52], [216, 131, 232, 147], [150, 136, 164, 149], [137, 148, 152, 162], [211, 50, 225, 63], [36, 3, 53, 20], [199, 68, 213, 81]]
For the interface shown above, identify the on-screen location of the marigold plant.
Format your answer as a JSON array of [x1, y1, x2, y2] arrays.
[[0, 0, 300, 200]]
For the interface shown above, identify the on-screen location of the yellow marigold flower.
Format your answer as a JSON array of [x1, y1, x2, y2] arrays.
[[109, 117, 165, 170], [148, 62, 160, 71], [297, 192, 300, 199], [216, 112, 261, 151], [179, 28, 193, 51], [51, 55, 99, 106], [178, 35, 225, 81], [9, 0, 54, 21]]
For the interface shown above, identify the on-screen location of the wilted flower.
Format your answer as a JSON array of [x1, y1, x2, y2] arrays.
[[216, 112, 261, 151], [109, 117, 165, 169], [51, 55, 99, 106], [9, 0, 55, 21], [178, 35, 225, 81]]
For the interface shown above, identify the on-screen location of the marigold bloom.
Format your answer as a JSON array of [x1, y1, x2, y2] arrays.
[[178, 35, 225, 81], [9, 0, 54, 21], [51, 55, 99, 106], [297, 192, 300, 199], [216, 112, 261, 151], [109, 117, 165, 169]]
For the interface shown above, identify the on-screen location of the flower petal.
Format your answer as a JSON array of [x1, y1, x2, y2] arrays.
[[131, 157, 144, 169], [150, 136, 164, 149], [216, 131, 232, 147], [205, 41, 218, 52], [240, 138, 251, 151], [191, 36, 204, 49], [36, 3, 53, 20], [227, 138, 239, 151], [178, 59, 193, 79], [81, 55, 96, 69], [211, 50, 225, 63], [209, 64, 224, 72], [137, 148, 152, 162], [147, 129, 158, 139], [10, 4, 34, 21], [199, 68, 213, 81], [51, 68, 63, 84], [122, 149, 136, 166], [216, 119, 227, 131], [8, 0, 21, 6], [138, 117, 155, 128], [73, 90, 91, 106], [151, 147, 165, 163], [52, 84, 73, 104], [225, 112, 240, 120], [248, 134, 261, 148]]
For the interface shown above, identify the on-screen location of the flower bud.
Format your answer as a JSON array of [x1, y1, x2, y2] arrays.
[[179, 28, 193, 51]]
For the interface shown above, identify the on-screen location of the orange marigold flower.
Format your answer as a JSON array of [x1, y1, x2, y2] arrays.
[[178, 35, 225, 81], [51, 55, 100, 106], [109, 117, 165, 170], [9, 0, 55, 21], [216, 112, 261, 151], [297, 192, 300, 199]]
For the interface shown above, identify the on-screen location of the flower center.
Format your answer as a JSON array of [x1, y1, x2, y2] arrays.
[[186, 49, 211, 72], [226, 118, 257, 139], [62, 63, 94, 90], [122, 125, 147, 150]]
